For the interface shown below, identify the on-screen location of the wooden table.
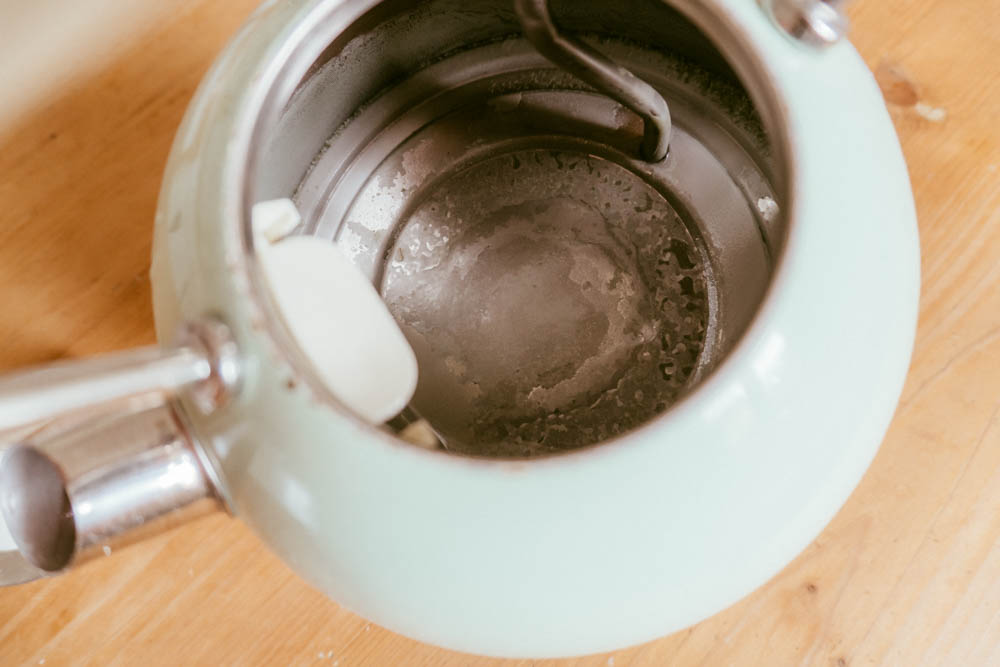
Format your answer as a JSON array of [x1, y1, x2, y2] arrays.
[[1, 1, 997, 664]]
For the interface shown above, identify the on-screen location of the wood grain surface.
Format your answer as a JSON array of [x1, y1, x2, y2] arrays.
[[1, 1, 998, 664]]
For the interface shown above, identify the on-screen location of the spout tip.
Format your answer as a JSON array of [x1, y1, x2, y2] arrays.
[[0, 445, 75, 572]]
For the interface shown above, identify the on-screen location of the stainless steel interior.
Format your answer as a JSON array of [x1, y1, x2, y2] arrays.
[[251, 0, 788, 458]]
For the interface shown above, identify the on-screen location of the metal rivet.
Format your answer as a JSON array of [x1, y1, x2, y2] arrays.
[[174, 317, 243, 414], [764, 0, 849, 49]]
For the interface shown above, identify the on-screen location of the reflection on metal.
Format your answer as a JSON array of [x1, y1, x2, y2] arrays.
[[0, 346, 209, 432], [175, 318, 244, 414], [0, 402, 220, 572], [0, 317, 241, 433], [514, 0, 672, 161], [0, 317, 239, 576], [764, 0, 849, 48]]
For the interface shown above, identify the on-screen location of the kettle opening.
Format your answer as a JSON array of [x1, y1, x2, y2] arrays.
[[243, 0, 793, 459]]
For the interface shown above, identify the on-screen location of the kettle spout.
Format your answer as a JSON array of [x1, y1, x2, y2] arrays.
[[0, 402, 222, 573]]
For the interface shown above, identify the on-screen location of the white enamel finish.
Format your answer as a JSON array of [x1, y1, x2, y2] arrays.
[[149, 0, 919, 658], [252, 197, 302, 242], [257, 234, 418, 423]]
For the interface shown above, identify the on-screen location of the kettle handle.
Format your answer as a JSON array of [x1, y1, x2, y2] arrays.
[[0, 399, 223, 575], [0, 318, 241, 433], [0, 318, 241, 580]]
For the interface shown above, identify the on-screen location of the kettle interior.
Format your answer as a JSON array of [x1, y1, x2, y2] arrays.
[[248, 0, 791, 458]]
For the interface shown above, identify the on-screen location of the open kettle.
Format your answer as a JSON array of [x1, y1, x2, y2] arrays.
[[0, 0, 918, 658]]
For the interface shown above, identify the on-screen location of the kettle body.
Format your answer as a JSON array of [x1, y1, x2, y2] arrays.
[[2, 0, 918, 658]]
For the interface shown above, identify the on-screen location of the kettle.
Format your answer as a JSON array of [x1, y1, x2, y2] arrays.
[[0, 0, 917, 657]]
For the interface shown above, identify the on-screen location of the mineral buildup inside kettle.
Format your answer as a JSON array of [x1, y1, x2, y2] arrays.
[[270, 22, 778, 458], [380, 148, 710, 458]]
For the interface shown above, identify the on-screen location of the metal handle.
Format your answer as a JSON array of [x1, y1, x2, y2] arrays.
[[0, 401, 221, 572], [0, 318, 240, 434], [0, 346, 210, 432], [0, 317, 240, 580], [514, 0, 672, 162]]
